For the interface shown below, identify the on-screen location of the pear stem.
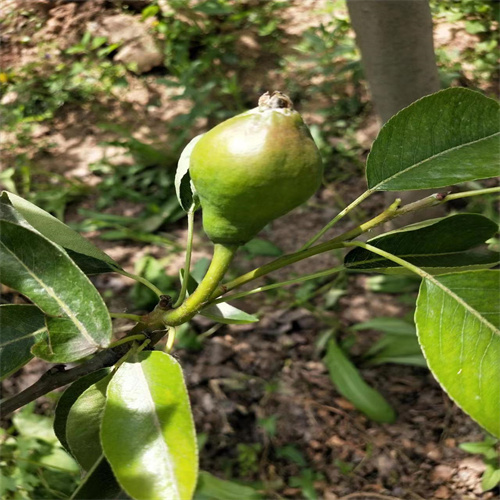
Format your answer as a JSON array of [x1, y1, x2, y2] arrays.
[[161, 243, 238, 326]]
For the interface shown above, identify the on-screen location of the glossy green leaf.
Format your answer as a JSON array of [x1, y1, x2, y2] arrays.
[[201, 302, 259, 325], [54, 369, 110, 454], [366, 88, 500, 190], [66, 374, 112, 470], [71, 455, 130, 500], [0, 205, 112, 362], [324, 339, 396, 423], [175, 135, 202, 212], [194, 471, 263, 500], [101, 351, 198, 500], [1, 191, 118, 273], [181, 270, 259, 324], [66, 250, 118, 275], [345, 214, 499, 274], [416, 270, 500, 437], [0, 304, 47, 380]]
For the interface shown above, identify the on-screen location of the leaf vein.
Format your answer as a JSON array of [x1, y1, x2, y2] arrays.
[[373, 131, 500, 190], [0, 241, 97, 347], [0, 327, 47, 348]]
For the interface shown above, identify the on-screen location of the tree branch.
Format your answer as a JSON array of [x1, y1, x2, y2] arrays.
[[0, 349, 121, 417], [0, 299, 172, 418]]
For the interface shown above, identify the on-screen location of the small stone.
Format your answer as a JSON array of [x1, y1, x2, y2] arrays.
[[426, 443, 442, 461], [309, 440, 322, 450], [402, 438, 414, 449], [434, 485, 451, 498], [432, 465, 455, 482], [323, 492, 338, 500], [326, 435, 345, 448], [459, 457, 486, 473], [375, 454, 397, 478]]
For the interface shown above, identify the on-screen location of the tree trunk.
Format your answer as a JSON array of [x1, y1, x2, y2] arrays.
[[347, 0, 445, 225]]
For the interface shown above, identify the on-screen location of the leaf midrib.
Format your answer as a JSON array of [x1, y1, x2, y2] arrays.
[[347, 248, 496, 267], [371, 131, 500, 190], [136, 362, 181, 500], [0, 326, 47, 348], [425, 276, 499, 336], [0, 239, 98, 347]]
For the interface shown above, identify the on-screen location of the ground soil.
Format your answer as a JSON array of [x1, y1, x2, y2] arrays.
[[1, 2, 498, 500]]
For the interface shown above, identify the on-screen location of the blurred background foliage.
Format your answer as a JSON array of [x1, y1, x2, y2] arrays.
[[1, 1, 499, 496], [1, 0, 498, 225]]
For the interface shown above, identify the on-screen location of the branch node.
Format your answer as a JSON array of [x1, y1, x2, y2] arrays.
[[159, 295, 173, 310], [436, 191, 450, 201], [47, 364, 66, 375]]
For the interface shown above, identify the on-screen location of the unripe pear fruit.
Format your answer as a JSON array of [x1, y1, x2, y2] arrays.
[[189, 91, 323, 245]]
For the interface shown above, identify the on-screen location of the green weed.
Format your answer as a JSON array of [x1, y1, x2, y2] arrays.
[[0, 404, 79, 500]]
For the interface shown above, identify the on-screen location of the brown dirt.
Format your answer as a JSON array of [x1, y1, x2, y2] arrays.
[[1, 2, 498, 500]]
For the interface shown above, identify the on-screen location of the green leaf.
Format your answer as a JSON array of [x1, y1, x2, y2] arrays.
[[459, 438, 497, 456], [0, 205, 112, 362], [1, 192, 118, 273], [345, 214, 499, 274], [181, 270, 259, 324], [365, 274, 420, 293], [66, 250, 118, 275], [71, 455, 130, 500], [101, 351, 198, 500], [66, 374, 112, 470], [364, 335, 426, 368], [415, 270, 500, 437], [275, 445, 307, 467], [366, 88, 500, 191], [0, 304, 47, 380], [175, 135, 202, 213], [465, 20, 487, 34], [482, 464, 500, 491], [289, 469, 322, 500], [352, 317, 416, 336], [38, 446, 80, 473], [324, 339, 396, 423], [194, 471, 263, 500], [12, 403, 58, 444], [54, 369, 110, 454], [201, 302, 259, 325], [353, 317, 425, 367], [241, 238, 282, 258]]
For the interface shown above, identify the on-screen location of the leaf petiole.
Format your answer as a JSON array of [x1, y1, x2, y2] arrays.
[[210, 265, 345, 305], [109, 313, 143, 322], [173, 210, 195, 308], [444, 186, 500, 201], [165, 326, 176, 353], [301, 189, 372, 249], [107, 334, 146, 349], [113, 267, 164, 298]]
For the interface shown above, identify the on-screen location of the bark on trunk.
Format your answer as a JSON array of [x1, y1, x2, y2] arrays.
[[347, 0, 445, 225]]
